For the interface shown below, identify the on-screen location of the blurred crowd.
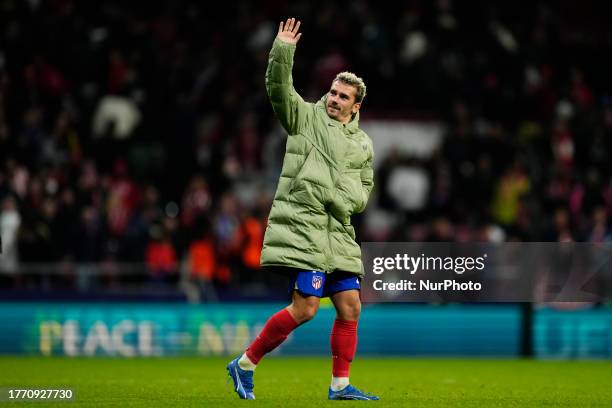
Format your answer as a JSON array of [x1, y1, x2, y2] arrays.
[[1, 0, 612, 296]]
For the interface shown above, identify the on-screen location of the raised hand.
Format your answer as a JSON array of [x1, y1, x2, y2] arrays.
[[276, 17, 302, 45]]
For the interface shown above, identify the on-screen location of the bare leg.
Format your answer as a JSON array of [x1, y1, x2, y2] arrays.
[[286, 290, 321, 324], [331, 289, 361, 321]]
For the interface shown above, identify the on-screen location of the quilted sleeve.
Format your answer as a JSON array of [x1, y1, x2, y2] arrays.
[[265, 39, 310, 134]]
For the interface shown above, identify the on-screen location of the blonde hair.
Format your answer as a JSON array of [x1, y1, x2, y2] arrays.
[[334, 71, 367, 103]]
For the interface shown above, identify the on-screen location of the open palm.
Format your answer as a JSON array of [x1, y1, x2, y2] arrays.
[[277, 17, 302, 45]]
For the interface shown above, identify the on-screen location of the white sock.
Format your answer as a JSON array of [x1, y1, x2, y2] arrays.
[[238, 353, 256, 371], [331, 376, 349, 391]]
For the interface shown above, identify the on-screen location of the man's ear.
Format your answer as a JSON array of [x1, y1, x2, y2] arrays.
[[352, 102, 361, 114]]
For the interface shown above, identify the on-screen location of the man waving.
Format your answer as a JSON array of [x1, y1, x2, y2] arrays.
[[227, 17, 378, 401]]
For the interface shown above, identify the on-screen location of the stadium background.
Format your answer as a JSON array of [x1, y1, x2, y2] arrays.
[[0, 0, 611, 363]]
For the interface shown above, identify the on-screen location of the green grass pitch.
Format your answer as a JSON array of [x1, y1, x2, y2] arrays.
[[1, 356, 611, 407]]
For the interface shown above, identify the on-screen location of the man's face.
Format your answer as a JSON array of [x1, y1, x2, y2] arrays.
[[326, 80, 361, 124]]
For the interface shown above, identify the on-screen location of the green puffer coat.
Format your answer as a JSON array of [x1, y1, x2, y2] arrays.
[[260, 39, 374, 276]]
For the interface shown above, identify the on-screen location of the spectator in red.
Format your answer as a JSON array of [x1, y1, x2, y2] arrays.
[[181, 175, 211, 228], [106, 159, 140, 236], [145, 225, 178, 283]]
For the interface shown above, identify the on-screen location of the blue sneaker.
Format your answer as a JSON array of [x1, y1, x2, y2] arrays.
[[226, 357, 255, 400], [328, 384, 380, 401]]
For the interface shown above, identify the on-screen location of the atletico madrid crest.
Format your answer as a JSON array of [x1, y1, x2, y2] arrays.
[[312, 275, 323, 290]]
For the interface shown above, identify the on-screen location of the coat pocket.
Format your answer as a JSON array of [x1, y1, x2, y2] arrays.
[[335, 169, 365, 215]]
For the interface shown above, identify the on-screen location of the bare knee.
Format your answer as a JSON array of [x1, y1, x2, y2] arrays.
[[336, 299, 361, 321], [287, 296, 319, 324]]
